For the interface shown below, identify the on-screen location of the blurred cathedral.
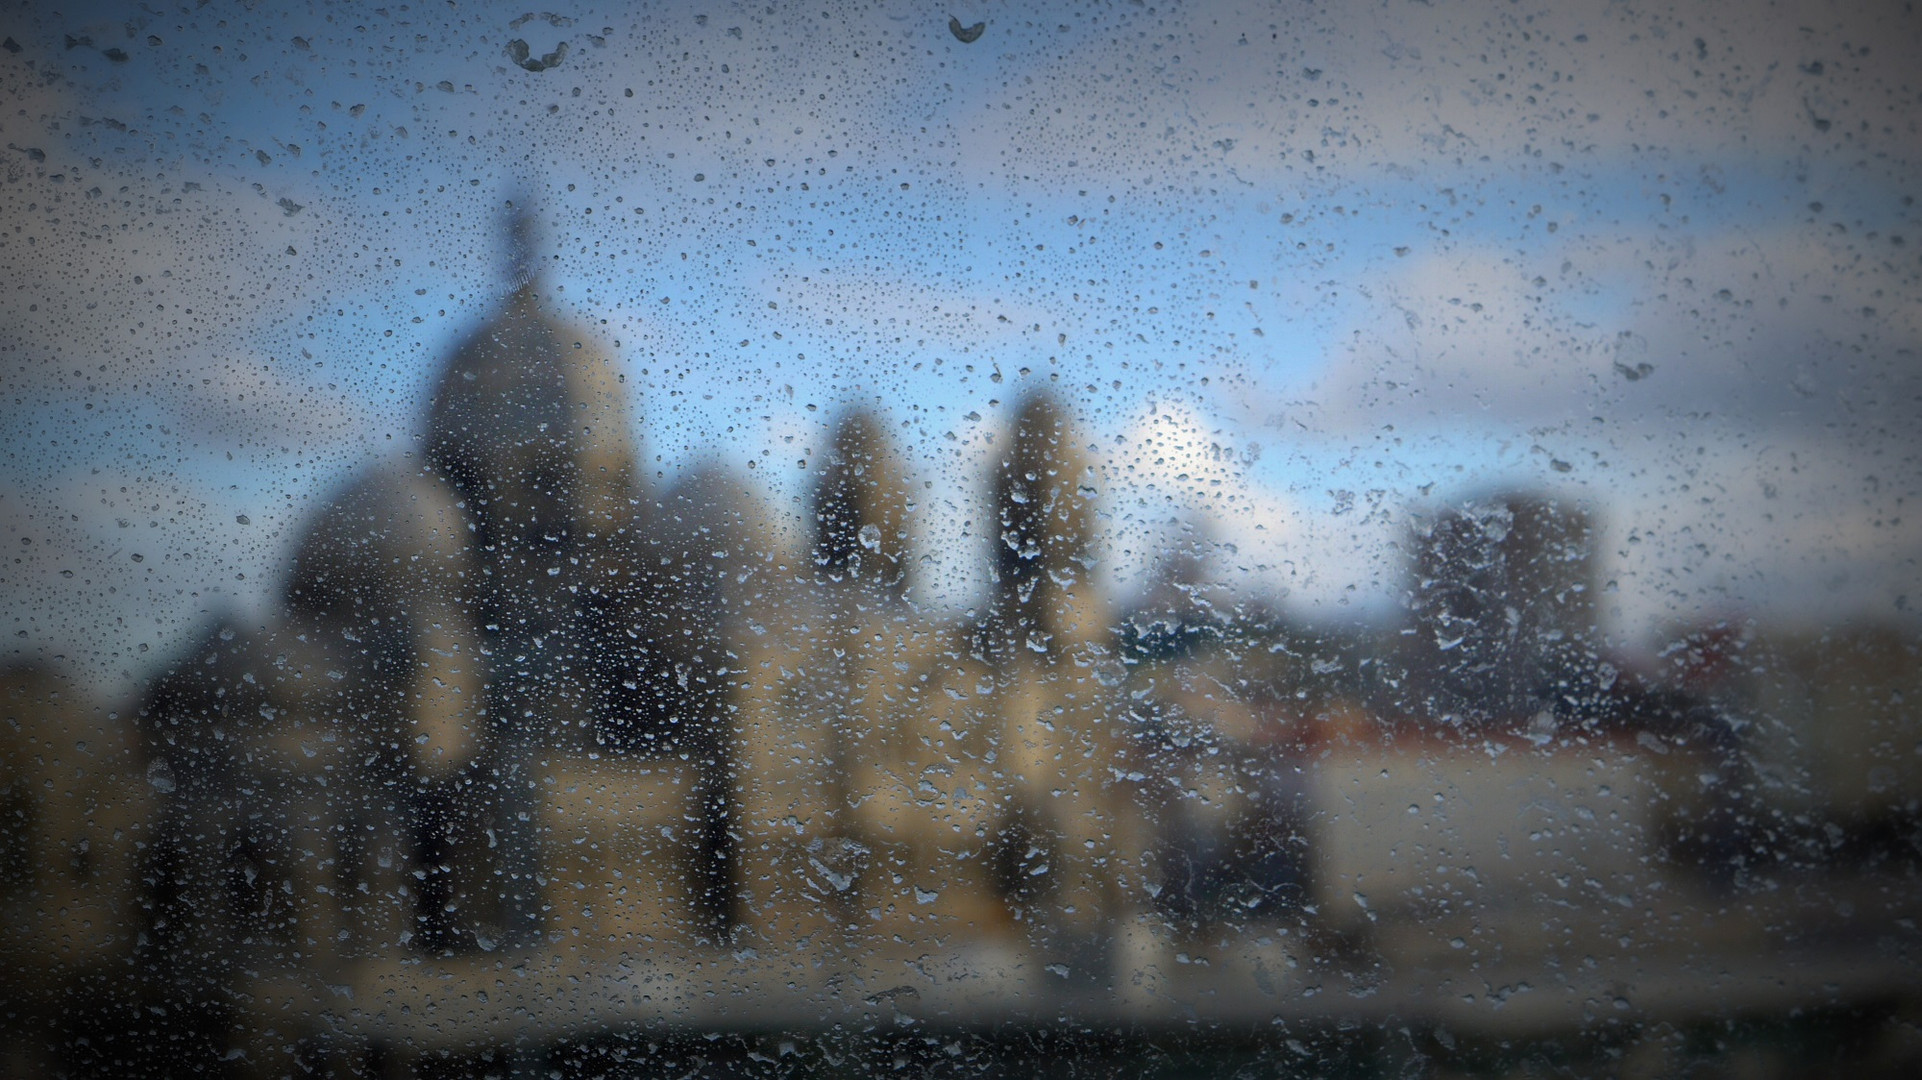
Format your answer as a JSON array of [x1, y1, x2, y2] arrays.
[[38, 209, 1158, 1071], [2, 207, 1916, 1075]]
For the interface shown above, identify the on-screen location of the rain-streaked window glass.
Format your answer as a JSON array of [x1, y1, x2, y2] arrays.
[[3, 1, 1918, 1075]]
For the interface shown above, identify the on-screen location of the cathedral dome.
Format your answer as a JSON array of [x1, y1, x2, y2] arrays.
[[284, 462, 474, 623], [423, 212, 639, 545]]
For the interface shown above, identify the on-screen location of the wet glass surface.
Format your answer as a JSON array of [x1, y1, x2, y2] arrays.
[[2, 2, 1919, 1075]]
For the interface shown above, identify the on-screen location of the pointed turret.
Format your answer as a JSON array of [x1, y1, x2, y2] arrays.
[[984, 391, 1100, 658], [813, 409, 913, 598]]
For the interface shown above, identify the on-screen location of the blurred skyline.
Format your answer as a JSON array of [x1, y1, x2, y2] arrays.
[[3, 0, 1918, 695]]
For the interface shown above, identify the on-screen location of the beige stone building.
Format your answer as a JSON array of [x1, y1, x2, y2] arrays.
[[972, 393, 1147, 969], [0, 663, 153, 1074], [127, 251, 723, 1069], [723, 398, 1155, 975], [3, 209, 1916, 1074], [106, 242, 1177, 1045]]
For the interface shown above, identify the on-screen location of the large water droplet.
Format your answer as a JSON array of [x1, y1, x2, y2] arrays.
[[146, 758, 176, 793]]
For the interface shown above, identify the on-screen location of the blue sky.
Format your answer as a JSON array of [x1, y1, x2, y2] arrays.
[[3, 0, 1918, 693]]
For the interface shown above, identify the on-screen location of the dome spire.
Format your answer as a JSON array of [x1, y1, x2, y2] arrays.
[[506, 194, 538, 291]]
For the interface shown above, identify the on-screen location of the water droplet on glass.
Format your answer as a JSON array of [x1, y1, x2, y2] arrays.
[[146, 758, 175, 793]]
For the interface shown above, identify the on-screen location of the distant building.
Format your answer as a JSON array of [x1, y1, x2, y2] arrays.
[[1674, 619, 1922, 862], [1402, 493, 1599, 724]]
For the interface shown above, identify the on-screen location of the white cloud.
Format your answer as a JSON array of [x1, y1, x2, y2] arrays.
[[947, 0, 1920, 191], [1103, 397, 1344, 604], [1248, 209, 1920, 438]]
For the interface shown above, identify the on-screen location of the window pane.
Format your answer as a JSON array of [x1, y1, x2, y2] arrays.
[[2, 1, 1916, 1074]]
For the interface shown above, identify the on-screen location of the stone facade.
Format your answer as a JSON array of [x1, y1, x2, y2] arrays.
[[6, 232, 1910, 1071]]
